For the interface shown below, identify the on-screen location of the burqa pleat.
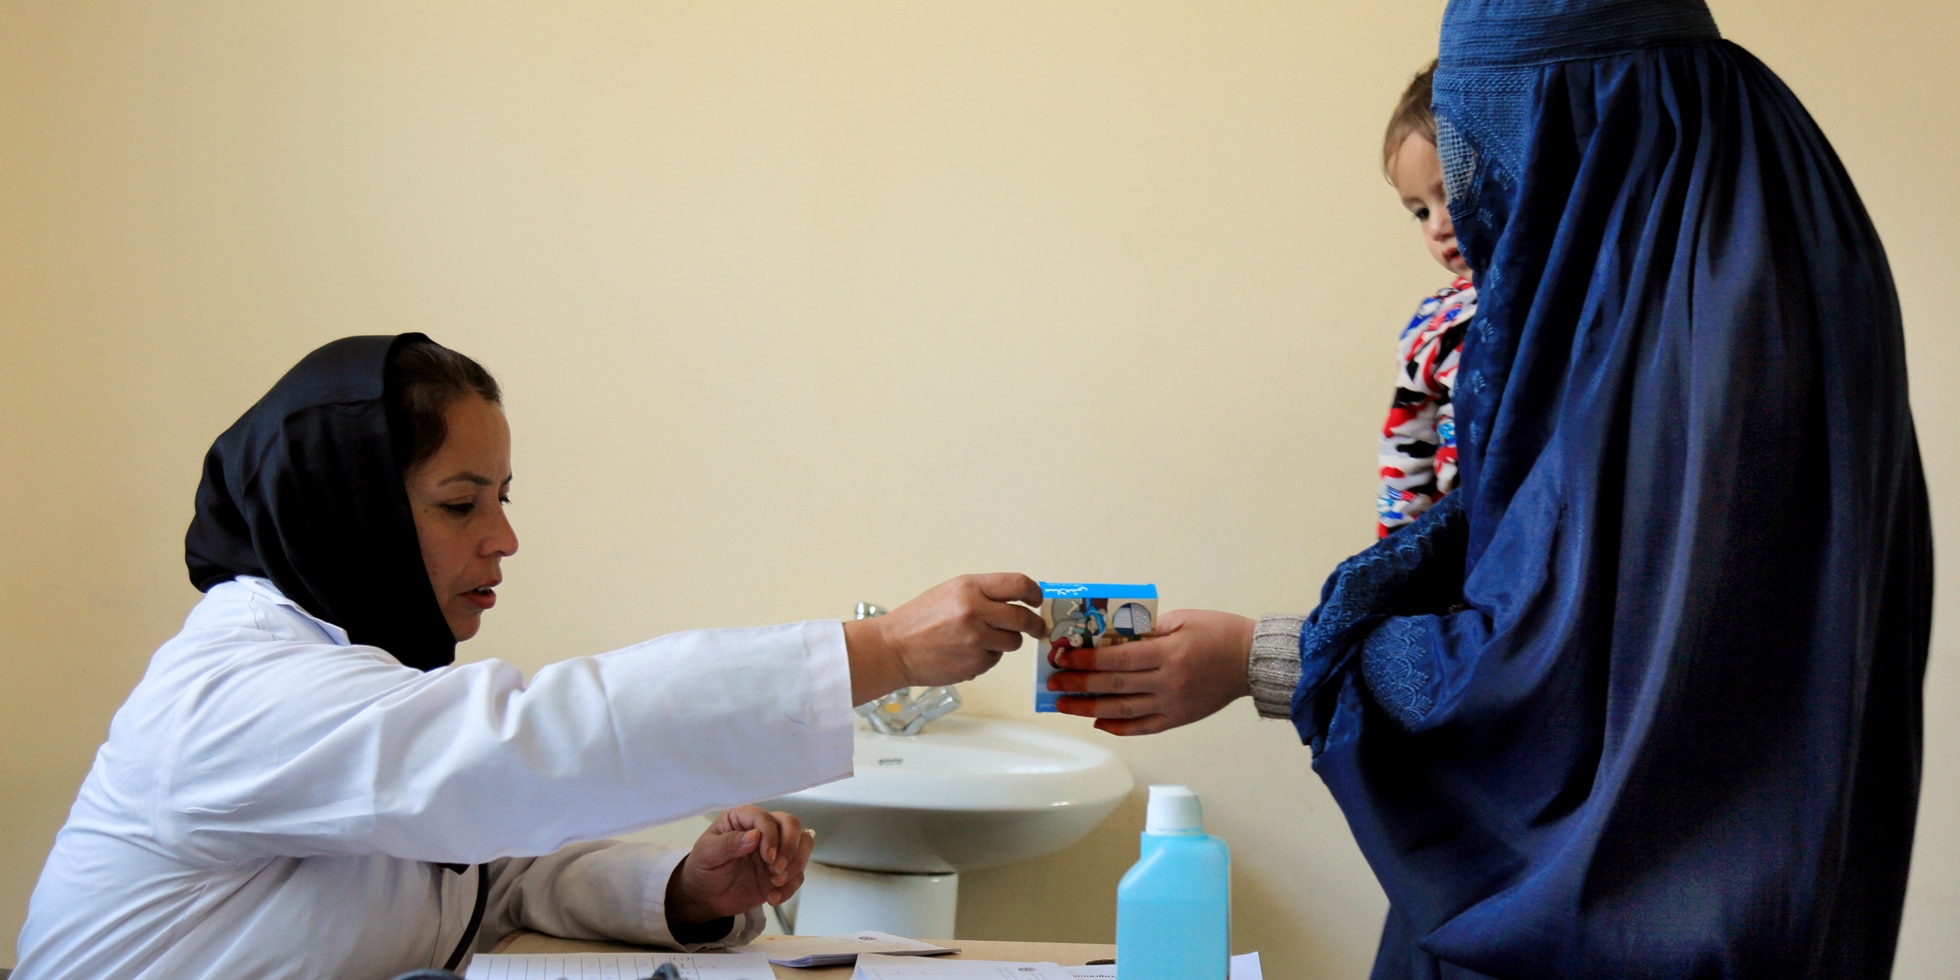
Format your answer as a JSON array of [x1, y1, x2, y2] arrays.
[[1289, 2, 1932, 976]]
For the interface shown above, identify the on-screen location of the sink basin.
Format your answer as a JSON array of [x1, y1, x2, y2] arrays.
[[758, 714, 1134, 875]]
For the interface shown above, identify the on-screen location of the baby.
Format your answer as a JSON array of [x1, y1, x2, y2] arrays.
[[1377, 61, 1477, 537]]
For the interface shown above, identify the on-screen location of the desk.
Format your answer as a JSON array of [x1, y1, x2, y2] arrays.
[[493, 933, 1117, 978]]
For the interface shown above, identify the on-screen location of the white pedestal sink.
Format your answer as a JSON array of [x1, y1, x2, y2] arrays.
[[757, 714, 1133, 938]]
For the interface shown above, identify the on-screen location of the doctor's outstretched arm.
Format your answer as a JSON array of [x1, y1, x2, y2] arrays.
[[143, 572, 1047, 868]]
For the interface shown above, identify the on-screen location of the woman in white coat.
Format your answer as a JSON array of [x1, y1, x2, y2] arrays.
[[13, 334, 1044, 979]]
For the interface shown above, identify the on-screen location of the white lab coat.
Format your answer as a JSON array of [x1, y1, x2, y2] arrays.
[[13, 576, 854, 979]]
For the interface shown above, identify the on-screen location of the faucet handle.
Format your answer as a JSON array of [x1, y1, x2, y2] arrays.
[[899, 686, 962, 735], [855, 693, 898, 728]]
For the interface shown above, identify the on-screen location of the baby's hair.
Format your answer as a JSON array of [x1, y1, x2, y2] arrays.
[[1383, 59, 1439, 173]]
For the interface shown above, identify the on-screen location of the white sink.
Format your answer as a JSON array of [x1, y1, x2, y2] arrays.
[[762, 714, 1134, 873]]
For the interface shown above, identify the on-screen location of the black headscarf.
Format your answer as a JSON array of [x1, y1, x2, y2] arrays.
[[185, 334, 458, 671]]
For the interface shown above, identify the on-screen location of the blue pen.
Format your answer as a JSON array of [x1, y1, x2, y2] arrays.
[[639, 965, 681, 980]]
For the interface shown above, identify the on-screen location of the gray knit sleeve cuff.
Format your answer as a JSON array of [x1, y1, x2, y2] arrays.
[[1249, 614, 1308, 720]]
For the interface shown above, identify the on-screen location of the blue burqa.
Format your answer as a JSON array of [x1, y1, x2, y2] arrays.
[[1291, 2, 1932, 976]]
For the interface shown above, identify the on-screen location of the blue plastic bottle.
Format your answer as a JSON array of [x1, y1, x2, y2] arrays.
[[1116, 785, 1230, 980]]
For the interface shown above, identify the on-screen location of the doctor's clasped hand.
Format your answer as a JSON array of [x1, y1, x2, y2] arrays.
[[667, 806, 816, 925]]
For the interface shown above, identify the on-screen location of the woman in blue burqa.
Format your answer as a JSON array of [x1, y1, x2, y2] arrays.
[[1049, 1, 1932, 975]]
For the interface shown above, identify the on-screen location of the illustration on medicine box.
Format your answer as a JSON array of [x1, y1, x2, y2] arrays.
[[1036, 583, 1158, 713], [1045, 596, 1157, 665]]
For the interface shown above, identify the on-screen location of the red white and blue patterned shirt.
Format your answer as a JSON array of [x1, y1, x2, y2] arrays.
[[1378, 277, 1476, 537]]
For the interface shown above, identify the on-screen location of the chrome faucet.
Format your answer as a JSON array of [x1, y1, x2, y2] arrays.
[[852, 602, 963, 735]]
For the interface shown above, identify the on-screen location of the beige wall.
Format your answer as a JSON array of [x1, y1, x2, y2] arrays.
[[2, 2, 1953, 975]]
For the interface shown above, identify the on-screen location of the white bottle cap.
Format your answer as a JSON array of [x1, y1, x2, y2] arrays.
[[1145, 784, 1205, 835]]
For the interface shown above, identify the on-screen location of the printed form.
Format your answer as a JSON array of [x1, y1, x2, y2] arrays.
[[850, 953, 1075, 979], [737, 931, 958, 966], [463, 952, 775, 980]]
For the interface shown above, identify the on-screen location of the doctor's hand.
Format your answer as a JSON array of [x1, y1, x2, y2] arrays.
[[843, 573, 1045, 704], [1048, 609, 1255, 736], [665, 805, 815, 932]]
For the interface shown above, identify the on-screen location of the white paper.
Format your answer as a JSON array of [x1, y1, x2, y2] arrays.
[[852, 952, 1076, 979], [737, 931, 958, 967], [462, 952, 776, 980], [1064, 952, 1261, 979]]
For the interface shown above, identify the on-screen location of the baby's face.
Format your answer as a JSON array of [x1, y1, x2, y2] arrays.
[[1388, 132, 1472, 278]]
